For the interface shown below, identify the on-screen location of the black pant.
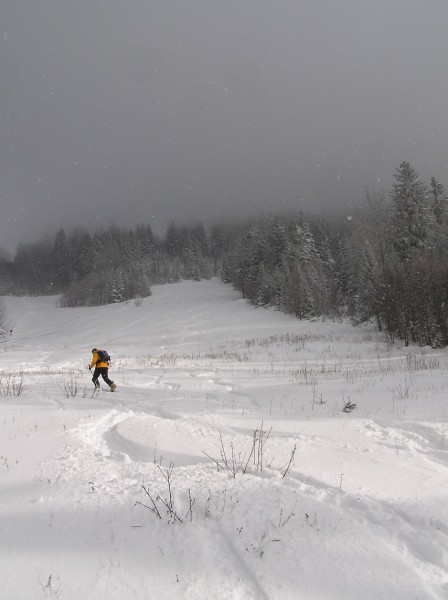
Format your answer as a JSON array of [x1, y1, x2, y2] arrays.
[[92, 367, 113, 386]]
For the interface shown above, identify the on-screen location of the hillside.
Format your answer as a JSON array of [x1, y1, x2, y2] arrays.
[[1, 279, 447, 599]]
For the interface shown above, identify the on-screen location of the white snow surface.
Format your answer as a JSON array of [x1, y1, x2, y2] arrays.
[[1, 279, 447, 599]]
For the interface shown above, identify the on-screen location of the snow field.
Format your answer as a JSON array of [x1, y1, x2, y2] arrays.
[[1, 279, 448, 599]]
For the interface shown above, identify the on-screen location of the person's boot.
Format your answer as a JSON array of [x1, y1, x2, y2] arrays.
[[94, 382, 100, 389], [110, 383, 117, 392]]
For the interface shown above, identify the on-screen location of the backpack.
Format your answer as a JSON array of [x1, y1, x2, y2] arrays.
[[97, 349, 111, 363]]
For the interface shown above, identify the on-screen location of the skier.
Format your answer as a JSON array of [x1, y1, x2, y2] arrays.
[[88, 348, 116, 391]]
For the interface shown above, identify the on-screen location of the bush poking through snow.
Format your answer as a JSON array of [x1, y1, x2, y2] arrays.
[[342, 398, 357, 413], [202, 423, 273, 478], [203, 422, 297, 479], [0, 371, 25, 396], [57, 371, 90, 398], [136, 463, 195, 525]]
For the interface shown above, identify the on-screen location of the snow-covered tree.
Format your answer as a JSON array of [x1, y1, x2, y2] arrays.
[[390, 161, 429, 259], [429, 177, 448, 254]]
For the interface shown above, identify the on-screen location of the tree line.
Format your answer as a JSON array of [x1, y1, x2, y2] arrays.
[[0, 222, 217, 305], [1, 161, 447, 346], [345, 163, 448, 347]]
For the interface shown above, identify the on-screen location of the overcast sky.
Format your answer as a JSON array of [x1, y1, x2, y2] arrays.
[[1, 1, 448, 253]]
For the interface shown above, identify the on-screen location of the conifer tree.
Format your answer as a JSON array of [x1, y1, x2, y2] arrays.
[[429, 177, 448, 254], [390, 161, 429, 260]]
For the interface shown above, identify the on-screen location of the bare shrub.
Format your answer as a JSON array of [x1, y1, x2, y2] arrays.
[[136, 463, 194, 524], [391, 378, 412, 400], [203, 422, 298, 479], [0, 371, 26, 396], [342, 397, 357, 413], [58, 371, 90, 398]]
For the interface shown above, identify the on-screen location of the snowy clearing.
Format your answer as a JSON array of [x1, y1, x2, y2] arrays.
[[1, 279, 447, 599]]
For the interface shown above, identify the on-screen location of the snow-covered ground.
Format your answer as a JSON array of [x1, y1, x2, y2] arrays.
[[1, 279, 447, 600]]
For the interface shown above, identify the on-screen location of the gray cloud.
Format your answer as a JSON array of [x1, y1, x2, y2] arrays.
[[1, 0, 448, 253]]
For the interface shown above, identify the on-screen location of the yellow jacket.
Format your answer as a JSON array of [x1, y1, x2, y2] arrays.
[[89, 350, 109, 369]]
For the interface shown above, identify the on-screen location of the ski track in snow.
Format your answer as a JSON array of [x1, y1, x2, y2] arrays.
[[1, 280, 448, 599]]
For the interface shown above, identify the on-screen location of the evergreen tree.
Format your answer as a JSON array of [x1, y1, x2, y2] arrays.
[[112, 269, 126, 303], [165, 222, 181, 258], [390, 161, 429, 260], [430, 177, 448, 226], [429, 177, 448, 254], [135, 224, 156, 257], [77, 233, 96, 278]]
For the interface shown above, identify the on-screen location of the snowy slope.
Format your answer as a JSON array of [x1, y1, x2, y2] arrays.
[[1, 279, 447, 599]]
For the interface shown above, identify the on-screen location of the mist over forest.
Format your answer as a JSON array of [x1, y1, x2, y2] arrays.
[[1, 161, 448, 348], [2, 1, 448, 255]]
